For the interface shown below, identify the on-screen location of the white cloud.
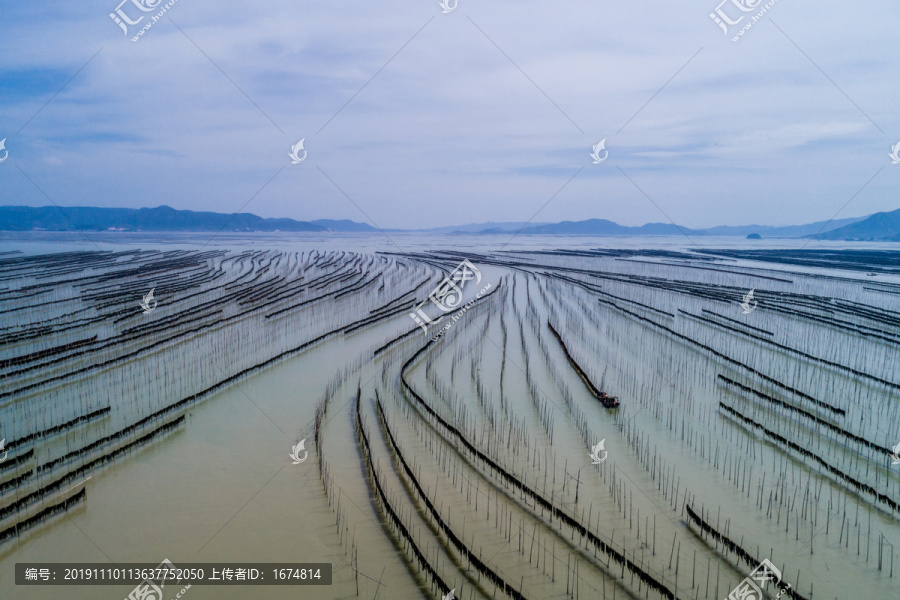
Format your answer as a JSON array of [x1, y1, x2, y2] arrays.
[[0, 0, 897, 229]]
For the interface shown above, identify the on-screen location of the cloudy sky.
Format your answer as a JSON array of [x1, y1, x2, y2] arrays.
[[1, 0, 898, 229]]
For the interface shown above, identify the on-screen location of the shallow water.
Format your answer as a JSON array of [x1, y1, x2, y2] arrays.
[[2, 235, 899, 600], [1, 334, 355, 599]]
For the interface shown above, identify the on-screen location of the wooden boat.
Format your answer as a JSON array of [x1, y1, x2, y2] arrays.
[[547, 321, 620, 409]]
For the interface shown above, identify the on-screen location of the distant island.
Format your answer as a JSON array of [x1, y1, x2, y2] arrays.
[[0, 205, 887, 239]]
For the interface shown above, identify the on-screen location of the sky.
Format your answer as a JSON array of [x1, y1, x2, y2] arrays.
[[0, 0, 898, 230]]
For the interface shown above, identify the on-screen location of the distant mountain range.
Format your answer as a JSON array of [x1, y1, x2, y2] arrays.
[[0, 205, 377, 233], [0, 205, 884, 239], [809, 208, 900, 241], [511, 219, 690, 236], [510, 216, 867, 237]]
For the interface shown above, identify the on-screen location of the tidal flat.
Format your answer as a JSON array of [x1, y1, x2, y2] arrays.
[[1, 234, 899, 600]]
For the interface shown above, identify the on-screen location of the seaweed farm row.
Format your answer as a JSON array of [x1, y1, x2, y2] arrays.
[[3, 244, 900, 600], [0, 248, 440, 551]]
